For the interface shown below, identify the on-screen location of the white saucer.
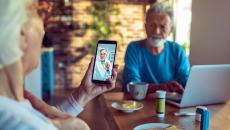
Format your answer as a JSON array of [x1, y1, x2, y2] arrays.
[[111, 100, 144, 113], [134, 123, 171, 130]]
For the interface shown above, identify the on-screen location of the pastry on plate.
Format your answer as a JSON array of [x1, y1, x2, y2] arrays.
[[164, 125, 183, 130]]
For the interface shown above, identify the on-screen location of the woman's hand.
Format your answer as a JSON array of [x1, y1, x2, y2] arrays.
[[72, 57, 119, 107], [25, 57, 119, 116]]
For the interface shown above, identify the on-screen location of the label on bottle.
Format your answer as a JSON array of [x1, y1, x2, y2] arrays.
[[156, 98, 165, 114]]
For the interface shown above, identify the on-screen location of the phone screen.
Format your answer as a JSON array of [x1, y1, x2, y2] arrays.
[[92, 40, 117, 83]]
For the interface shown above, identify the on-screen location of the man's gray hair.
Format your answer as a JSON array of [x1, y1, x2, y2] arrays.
[[146, 2, 174, 22]]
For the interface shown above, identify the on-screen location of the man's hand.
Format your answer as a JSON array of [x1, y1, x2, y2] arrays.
[[166, 81, 184, 94], [72, 57, 119, 107], [147, 81, 184, 95]]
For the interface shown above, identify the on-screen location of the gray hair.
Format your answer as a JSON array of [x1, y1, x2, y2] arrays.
[[146, 3, 174, 23], [0, 0, 27, 69]]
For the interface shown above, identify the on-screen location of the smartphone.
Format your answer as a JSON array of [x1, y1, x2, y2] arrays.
[[92, 40, 117, 84]]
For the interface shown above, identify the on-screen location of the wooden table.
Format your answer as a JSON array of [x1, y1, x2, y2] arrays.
[[99, 92, 230, 130]]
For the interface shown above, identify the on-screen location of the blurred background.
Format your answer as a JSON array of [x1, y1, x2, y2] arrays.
[[25, 0, 229, 129], [38, 0, 191, 90]]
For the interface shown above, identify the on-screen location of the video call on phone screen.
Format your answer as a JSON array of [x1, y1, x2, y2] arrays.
[[93, 43, 116, 81]]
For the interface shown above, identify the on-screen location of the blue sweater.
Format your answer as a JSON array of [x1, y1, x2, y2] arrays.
[[122, 40, 190, 92]]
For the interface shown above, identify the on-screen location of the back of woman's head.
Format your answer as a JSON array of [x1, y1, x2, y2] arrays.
[[0, 0, 27, 68], [0, 0, 27, 100]]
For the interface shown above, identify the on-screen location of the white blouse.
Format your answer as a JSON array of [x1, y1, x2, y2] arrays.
[[0, 96, 58, 130]]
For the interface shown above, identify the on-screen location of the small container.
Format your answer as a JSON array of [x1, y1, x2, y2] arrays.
[[196, 106, 210, 130], [196, 106, 208, 122], [156, 90, 166, 118]]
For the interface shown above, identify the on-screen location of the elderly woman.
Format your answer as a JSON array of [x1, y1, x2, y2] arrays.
[[0, 0, 118, 129], [122, 3, 190, 94]]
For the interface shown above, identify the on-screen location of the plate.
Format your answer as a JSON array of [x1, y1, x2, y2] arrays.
[[111, 100, 144, 113], [134, 123, 171, 130]]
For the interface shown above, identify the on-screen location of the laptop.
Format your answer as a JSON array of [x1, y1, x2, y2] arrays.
[[166, 64, 230, 108]]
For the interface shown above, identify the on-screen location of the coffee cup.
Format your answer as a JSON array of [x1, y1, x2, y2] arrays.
[[127, 82, 149, 100]]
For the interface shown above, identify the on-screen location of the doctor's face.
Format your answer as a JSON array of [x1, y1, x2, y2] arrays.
[[100, 50, 107, 61]]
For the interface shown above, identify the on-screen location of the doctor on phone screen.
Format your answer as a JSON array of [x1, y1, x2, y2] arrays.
[[94, 48, 111, 81]]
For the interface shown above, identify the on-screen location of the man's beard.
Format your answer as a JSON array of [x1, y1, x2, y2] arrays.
[[147, 37, 165, 47]]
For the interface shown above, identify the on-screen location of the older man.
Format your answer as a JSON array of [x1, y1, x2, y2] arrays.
[[123, 3, 190, 94]]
